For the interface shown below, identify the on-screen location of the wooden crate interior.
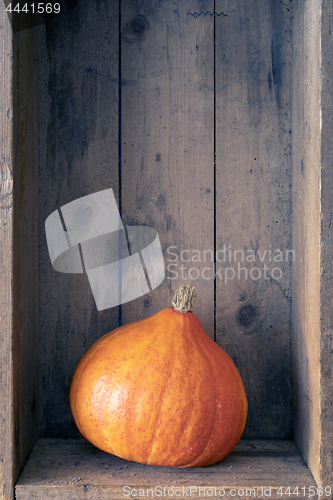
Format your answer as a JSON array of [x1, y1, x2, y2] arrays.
[[0, 0, 332, 498], [36, 0, 294, 442]]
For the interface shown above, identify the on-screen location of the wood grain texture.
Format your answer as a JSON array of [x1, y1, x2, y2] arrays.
[[120, 0, 215, 336], [215, 0, 293, 439], [0, 12, 40, 500], [12, 21, 40, 486], [11, 0, 331, 491], [36, 0, 296, 443], [317, 0, 333, 487], [37, 2, 120, 438], [0, 5, 15, 499], [291, 0, 322, 486], [15, 438, 317, 500]]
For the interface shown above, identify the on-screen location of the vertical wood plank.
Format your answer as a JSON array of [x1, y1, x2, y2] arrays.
[[13, 24, 39, 480], [293, 0, 333, 487], [292, 0, 321, 484], [121, 0, 215, 337], [0, 5, 15, 498], [0, 4, 39, 497], [38, 3, 120, 437], [319, 0, 333, 486], [215, 0, 293, 438]]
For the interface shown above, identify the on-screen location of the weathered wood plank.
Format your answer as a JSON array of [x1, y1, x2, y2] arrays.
[[215, 0, 293, 439], [12, 21, 39, 484], [15, 438, 317, 500], [121, 0, 215, 337], [0, 5, 15, 499], [1, 4, 39, 499], [292, 0, 333, 488], [319, 0, 333, 487], [37, 4, 120, 437], [291, 0, 322, 486]]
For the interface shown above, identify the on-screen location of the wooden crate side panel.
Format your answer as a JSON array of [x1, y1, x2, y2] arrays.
[[1, 6, 40, 498], [37, 3, 120, 437], [215, 0, 293, 438], [120, 0, 215, 335], [291, 0, 321, 485], [320, 0, 333, 487], [0, 5, 15, 499], [12, 25, 39, 478]]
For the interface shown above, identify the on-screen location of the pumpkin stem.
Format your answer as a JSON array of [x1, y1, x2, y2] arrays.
[[172, 285, 197, 313]]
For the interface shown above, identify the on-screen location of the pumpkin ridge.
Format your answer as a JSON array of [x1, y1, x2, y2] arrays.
[[144, 310, 210, 466], [200, 334, 248, 440], [170, 315, 212, 466], [188, 321, 248, 439], [181, 318, 246, 467], [145, 311, 187, 464], [177, 316, 221, 466], [180, 325, 221, 467], [149, 311, 218, 467]]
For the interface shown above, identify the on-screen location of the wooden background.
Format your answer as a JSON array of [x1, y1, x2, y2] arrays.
[[37, 0, 293, 441]]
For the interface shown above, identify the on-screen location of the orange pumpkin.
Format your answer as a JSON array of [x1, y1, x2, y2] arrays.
[[70, 285, 247, 467]]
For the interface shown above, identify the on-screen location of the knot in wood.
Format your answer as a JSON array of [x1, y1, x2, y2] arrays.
[[130, 15, 149, 37], [237, 304, 258, 329]]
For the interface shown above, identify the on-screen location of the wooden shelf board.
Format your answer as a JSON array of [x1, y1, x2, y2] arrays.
[[15, 439, 316, 499]]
